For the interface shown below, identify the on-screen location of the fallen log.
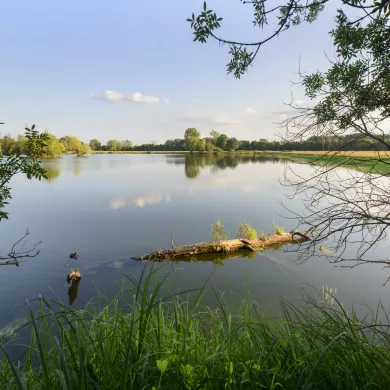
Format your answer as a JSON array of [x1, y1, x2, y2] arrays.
[[134, 231, 311, 261]]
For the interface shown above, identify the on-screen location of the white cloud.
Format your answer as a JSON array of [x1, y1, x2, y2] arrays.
[[245, 107, 256, 114], [93, 90, 124, 103], [92, 90, 168, 104], [294, 99, 304, 105]]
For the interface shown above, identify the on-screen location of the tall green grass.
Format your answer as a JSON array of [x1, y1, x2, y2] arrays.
[[1, 266, 390, 389]]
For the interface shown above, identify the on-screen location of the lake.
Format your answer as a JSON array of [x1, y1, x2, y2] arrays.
[[1, 154, 389, 330]]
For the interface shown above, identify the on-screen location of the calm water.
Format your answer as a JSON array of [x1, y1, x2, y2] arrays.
[[0, 154, 389, 329]]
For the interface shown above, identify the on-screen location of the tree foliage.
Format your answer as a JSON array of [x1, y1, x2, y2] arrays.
[[216, 134, 229, 150], [60, 135, 91, 155], [106, 139, 123, 151], [89, 139, 102, 151], [189, 1, 390, 266], [189, 0, 390, 78], [184, 128, 201, 151], [275, 3, 390, 265], [0, 125, 48, 220], [226, 137, 240, 151], [39, 132, 65, 157]]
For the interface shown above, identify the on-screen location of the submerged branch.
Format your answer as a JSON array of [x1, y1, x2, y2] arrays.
[[0, 230, 42, 267]]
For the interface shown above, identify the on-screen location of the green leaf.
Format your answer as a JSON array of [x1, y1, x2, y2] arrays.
[[157, 359, 168, 374]]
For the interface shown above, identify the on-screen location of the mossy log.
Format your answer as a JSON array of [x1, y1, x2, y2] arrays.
[[135, 231, 311, 261]]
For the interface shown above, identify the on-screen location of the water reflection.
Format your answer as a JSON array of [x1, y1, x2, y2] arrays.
[[40, 154, 284, 182], [166, 153, 283, 179], [109, 194, 171, 210], [68, 279, 80, 305], [41, 157, 87, 181], [2, 153, 390, 330], [41, 162, 61, 182], [73, 158, 83, 175]]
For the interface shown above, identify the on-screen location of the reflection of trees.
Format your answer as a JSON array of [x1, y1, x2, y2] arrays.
[[41, 163, 61, 182], [213, 154, 239, 171], [170, 153, 284, 179], [68, 279, 80, 305], [166, 156, 185, 165], [184, 155, 201, 179], [73, 158, 82, 176]]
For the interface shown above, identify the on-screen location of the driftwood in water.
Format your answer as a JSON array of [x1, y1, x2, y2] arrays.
[[134, 231, 311, 261]]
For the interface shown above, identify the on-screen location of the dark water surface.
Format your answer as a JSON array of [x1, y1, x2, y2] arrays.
[[0, 154, 389, 329]]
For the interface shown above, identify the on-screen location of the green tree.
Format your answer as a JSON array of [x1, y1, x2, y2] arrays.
[[0, 135, 17, 155], [15, 135, 29, 154], [106, 140, 122, 151], [197, 138, 206, 151], [188, 1, 390, 265], [226, 137, 239, 151], [76, 143, 91, 156], [188, 0, 389, 78], [206, 140, 215, 153], [40, 133, 65, 157], [60, 136, 90, 155], [184, 128, 201, 151], [257, 138, 269, 151], [0, 125, 48, 220], [89, 139, 102, 151], [121, 139, 133, 150], [216, 134, 229, 150], [209, 130, 221, 144], [69, 136, 82, 153], [60, 136, 73, 152]]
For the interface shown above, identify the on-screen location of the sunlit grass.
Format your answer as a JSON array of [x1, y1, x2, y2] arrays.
[[269, 151, 390, 175], [282, 150, 390, 157], [1, 266, 390, 389]]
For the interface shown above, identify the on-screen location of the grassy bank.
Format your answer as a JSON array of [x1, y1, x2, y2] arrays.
[[1, 267, 390, 389], [265, 150, 390, 175]]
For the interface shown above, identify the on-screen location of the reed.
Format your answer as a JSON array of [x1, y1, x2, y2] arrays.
[[1, 266, 390, 389]]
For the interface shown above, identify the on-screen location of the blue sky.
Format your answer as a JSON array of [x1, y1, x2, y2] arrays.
[[0, 0, 339, 144]]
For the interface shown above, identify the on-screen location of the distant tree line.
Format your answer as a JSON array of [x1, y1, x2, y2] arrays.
[[90, 129, 390, 152], [3, 128, 389, 156]]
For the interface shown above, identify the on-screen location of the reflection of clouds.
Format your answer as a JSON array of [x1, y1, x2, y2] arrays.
[[109, 197, 128, 210], [109, 194, 170, 210], [134, 195, 162, 208], [188, 172, 252, 197]]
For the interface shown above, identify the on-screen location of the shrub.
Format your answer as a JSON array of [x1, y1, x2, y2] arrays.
[[237, 221, 258, 240], [272, 222, 285, 235], [211, 219, 228, 241]]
